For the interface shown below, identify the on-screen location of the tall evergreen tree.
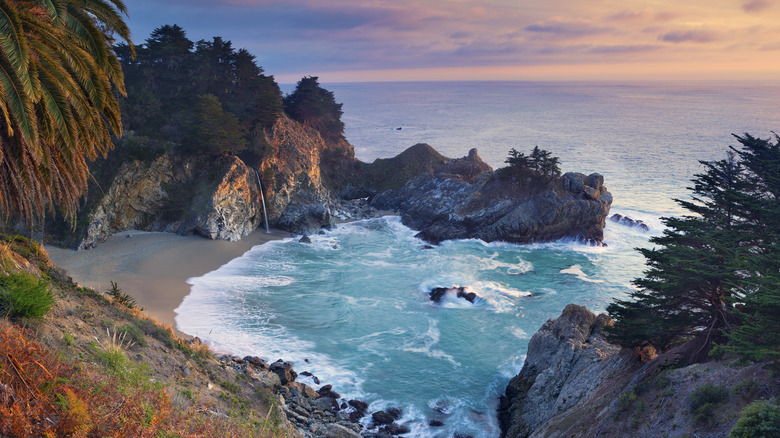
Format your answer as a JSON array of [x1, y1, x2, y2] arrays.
[[187, 94, 245, 156], [607, 133, 780, 363], [721, 133, 780, 365], [283, 76, 344, 143]]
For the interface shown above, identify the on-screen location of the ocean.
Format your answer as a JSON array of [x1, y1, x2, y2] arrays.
[[176, 81, 780, 437]]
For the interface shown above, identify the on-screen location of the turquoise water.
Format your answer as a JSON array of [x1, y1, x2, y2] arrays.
[[177, 81, 780, 436]]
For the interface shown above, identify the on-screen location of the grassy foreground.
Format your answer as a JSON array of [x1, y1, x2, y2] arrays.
[[0, 235, 297, 437]]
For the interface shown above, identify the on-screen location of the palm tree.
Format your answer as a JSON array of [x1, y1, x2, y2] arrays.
[[0, 0, 132, 226]]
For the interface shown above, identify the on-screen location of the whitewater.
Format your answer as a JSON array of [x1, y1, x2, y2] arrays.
[[176, 81, 780, 437]]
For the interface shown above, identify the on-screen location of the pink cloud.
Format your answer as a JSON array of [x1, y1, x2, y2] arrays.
[[660, 29, 720, 43], [741, 0, 774, 13]]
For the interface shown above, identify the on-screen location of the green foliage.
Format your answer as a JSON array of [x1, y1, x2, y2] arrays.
[[0, 272, 53, 319], [63, 332, 75, 346], [105, 281, 138, 309], [116, 25, 282, 155], [118, 323, 147, 348], [730, 398, 780, 438], [505, 146, 561, 179], [0, 0, 133, 226], [185, 94, 246, 156], [607, 133, 780, 362], [689, 384, 730, 425], [284, 76, 345, 143]]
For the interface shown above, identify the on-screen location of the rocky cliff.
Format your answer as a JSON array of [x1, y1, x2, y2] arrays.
[[498, 305, 778, 438], [371, 170, 612, 245], [79, 154, 263, 249]]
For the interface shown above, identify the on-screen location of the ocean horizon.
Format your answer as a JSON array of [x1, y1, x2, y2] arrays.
[[178, 80, 780, 437]]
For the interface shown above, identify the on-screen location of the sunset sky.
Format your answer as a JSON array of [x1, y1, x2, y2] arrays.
[[126, 0, 780, 83]]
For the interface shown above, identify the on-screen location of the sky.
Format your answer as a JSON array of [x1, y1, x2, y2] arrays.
[[125, 0, 780, 83]]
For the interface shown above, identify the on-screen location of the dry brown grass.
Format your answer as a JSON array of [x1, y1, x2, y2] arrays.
[[0, 323, 293, 437]]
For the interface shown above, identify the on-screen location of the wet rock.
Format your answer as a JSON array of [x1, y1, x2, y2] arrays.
[[609, 213, 649, 231], [380, 424, 410, 435], [317, 384, 340, 399], [313, 396, 339, 411], [428, 419, 444, 427], [454, 433, 473, 438], [243, 355, 267, 369], [299, 235, 312, 244], [299, 371, 320, 384], [386, 407, 403, 420], [429, 287, 450, 303], [269, 360, 297, 385], [371, 411, 396, 426], [456, 289, 478, 303]]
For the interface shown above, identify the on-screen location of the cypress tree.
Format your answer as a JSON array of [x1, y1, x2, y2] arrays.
[[607, 134, 780, 362]]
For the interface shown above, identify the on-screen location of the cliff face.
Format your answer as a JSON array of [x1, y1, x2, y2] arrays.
[[499, 305, 778, 438], [79, 154, 263, 249], [371, 170, 612, 245], [498, 305, 639, 438]]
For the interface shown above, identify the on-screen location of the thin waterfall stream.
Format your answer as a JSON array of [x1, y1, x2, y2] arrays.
[[254, 168, 271, 233]]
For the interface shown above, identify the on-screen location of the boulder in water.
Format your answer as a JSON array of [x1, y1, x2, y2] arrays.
[[609, 213, 649, 232], [429, 286, 478, 303], [372, 410, 396, 426]]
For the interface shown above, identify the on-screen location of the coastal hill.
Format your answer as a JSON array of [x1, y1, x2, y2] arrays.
[[498, 305, 778, 438]]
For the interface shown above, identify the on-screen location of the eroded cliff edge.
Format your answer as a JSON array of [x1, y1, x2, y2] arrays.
[[57, 113, 612, 249], [498, 304, 777, 438]]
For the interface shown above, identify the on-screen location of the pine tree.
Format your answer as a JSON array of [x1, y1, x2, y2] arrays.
[[283, 76, 344, 143], [721, 133, 780, 365], [187, 94, 246, 156], [608, 133, 780, 364]]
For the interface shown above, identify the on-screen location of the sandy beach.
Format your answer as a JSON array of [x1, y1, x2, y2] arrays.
[[45, 229, 288, 328]]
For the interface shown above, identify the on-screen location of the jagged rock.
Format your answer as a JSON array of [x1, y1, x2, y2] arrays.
[[317, 384, 340, 399], [498, 304, 639, 438], [243, 356, 267, 369], [434, 148, 492, 183], [299, 235, 313, 244], [269, 360, 298, 386], [386, 407, 402, 420], [372, 169, 612, 245], [429, 419, 444, 427], [348, 399, 368, 418], [277, 198, 333, 235], [380, 424, 410, 435], [78, 154, 263, 249], [310, 423, 362, 438], [456, 289, 477, 303], [371, 411, 396, 426], [609, 213, 649, 232]]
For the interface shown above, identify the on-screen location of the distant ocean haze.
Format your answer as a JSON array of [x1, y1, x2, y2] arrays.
[[182, 80, 779, 437]]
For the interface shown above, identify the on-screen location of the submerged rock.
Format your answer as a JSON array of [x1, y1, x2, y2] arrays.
[[609, 213, 649, 231], [429, 287, 479, 304], [371, 410, 396, 426]]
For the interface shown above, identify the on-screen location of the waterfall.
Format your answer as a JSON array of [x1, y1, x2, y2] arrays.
[[254, 168, 271, 234]]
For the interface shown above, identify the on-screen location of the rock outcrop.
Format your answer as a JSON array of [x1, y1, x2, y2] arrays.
[[498, 304, 778, 438], [79, 154, 263, 249], [372, 170, 612, 245], [498, 304, 639, 438]]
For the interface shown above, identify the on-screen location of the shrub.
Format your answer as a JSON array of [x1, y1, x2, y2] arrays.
[[105, 281, 138, 309], [118, 323, 147, 347], [730, 399, 780, 438], [0, 272, 53, 319], [689, 384, 730, 425]]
